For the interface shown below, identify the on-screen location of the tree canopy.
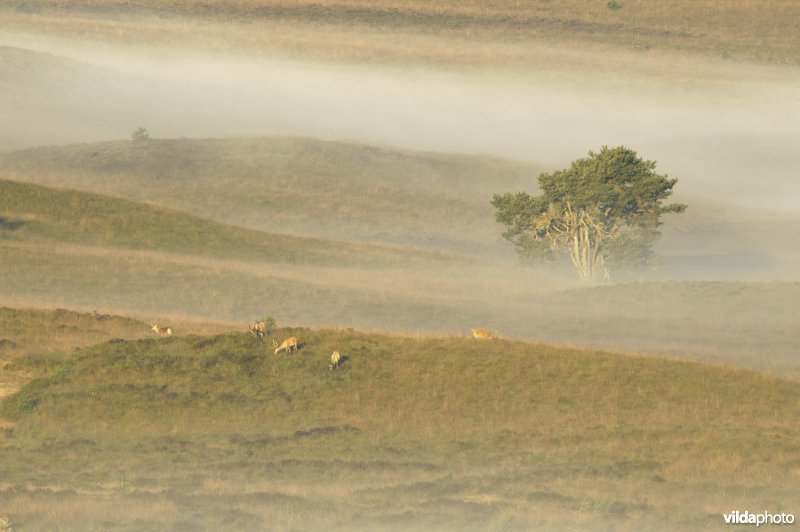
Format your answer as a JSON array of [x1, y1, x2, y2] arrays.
[[491, 146, 686, 282]]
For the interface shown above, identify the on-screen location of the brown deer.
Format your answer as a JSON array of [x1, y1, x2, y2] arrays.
[[150, 323, 173, 337], [273, 336, 298, 354], [470, 328, 496, 340], [249, 321, 267, 340], [329, 351, 341, 370]]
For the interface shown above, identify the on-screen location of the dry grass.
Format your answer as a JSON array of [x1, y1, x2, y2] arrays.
[[0, 138, 537, 256], [1, 322, 799, 530], [4, 221, 799, 376], [1, 2, 797, 528], [1, 148, 798, 376], [4, 0, 800, 66], [0, 176, 455, 267], [0, 306, 231, 361]]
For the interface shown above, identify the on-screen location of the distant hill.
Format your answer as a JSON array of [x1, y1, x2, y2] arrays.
[[0, 137, 539, 256], [2, 0, 799, 65], [0, 45, 150, 150], [3, 136, 799, 277], [0, 177, 453, 267], [0, 178, 496, 337]]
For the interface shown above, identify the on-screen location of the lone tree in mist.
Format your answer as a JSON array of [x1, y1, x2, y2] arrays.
[[491, 146, 686, 282]]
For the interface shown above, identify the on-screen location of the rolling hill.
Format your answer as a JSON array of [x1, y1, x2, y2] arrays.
[[2, 159, 799, 376], [3, 0, 800, 66], [1, 2, 798, 530], [0, 136, 539, 255], [0, 177, 456, 267], [1, 318, 799, 530], [4, 136, 800, 278], [0, 177, 505, 335]]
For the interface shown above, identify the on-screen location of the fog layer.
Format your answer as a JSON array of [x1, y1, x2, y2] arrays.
[[2, 31, 800, 213]]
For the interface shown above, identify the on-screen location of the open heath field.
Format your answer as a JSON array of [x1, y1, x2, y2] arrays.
[[0, 137, 537, 255], [0, 312, 799, 530], [1, 176, 799, 375], [1, 1, 799, 530], [2, 0, 800, 68]]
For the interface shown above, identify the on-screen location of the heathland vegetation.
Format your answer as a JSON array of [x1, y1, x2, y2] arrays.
[[2, 0, 799, 67], [0, 178, 453, 267], [0, 137, 536, 254], [1, 1, 798, 529], [1, 309, 799, 530], [2, 140, 799, 375]]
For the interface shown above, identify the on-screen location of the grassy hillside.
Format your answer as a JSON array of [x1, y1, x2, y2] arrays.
[[5, 138, 800, 272], [0, 307, 147, 359], [4, 236, 799, 376], [2, 145, 799, 376], [3, 136, 799, 279], [0, 242, 492, 338], [0, 138, 537, 254], [2, 0, 799, 66], [0, 306, 231, 361], [0, 175, 504, 339], [0, 175, 535, 349], [0, 307, 144, 406], [0, 177, 459, 267], [534, 281, 800, 376], [1, 323, 799, 530], [1, 175, 798, 375]]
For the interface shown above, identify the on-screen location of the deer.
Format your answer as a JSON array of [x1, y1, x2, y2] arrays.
[[273, 336, 298, 354], [150, 323, 173, 337], [249, 321, 267, 340], [470, 328, 496, 340], [329, 351, 341, 370]]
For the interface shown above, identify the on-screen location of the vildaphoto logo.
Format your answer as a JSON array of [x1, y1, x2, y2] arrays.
[[723, 511, 795, 526]]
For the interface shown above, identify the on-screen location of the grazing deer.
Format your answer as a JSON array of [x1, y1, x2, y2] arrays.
[[273, 336, 298, 354], [150, 323, 173, 337], [470, 328, 496, 340], [249, 321, 267, 340], [329, 351, 341, 371]]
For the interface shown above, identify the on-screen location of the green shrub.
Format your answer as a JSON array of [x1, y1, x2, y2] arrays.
[[263, 315, 276, 335], [131, 127, 150, 142]]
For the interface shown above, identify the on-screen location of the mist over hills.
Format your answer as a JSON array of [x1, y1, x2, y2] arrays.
[[1, 174, 798, 376], [2, 3, 800, 530], [2, 39, 799, 214], [0, 137, 536, 255], [3, 135, 799, 282]]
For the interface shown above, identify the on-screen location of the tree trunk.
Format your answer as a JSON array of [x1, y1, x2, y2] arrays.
[[563, 204, 610, 283]]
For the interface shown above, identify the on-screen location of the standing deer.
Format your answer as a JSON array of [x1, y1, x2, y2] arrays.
[[273, 336, 298, 354], [150, 323, 173, 337], [470, 328, 496, 340]]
